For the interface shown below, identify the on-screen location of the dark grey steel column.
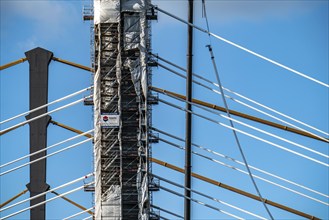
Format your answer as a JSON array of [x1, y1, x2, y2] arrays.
[[185, 0, 194, 220], [25, 47, 53, 220]]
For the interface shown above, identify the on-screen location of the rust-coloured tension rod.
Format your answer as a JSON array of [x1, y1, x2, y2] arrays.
[[50, 120, 93, 139], [0, 58, 27, 71], [0, 57, 92, 72], [0, 188, 29, 208], [150, 157, 320, 220], [51, 191, 94, 215], [0, 120, 92, 137], [52, 57, 93, 72], [150, 86, 328, 143]]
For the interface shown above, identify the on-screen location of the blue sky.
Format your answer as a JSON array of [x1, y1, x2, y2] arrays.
[[1, 0, 328, 219]]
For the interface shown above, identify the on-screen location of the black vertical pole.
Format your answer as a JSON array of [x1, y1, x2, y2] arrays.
[[25, 47, 52, 220], [185, 0, 193, 220]]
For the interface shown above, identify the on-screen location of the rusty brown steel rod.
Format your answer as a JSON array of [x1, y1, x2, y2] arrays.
[[150, 86, 328, 143], [150, 157, 320, 220], [0, 189, 29, 208], [51, 191, 94, 215], [50, 120, 93, 139], [0, 58, 27, 71], [52, 57, 93, 72]]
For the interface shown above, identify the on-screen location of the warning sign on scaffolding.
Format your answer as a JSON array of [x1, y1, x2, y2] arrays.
[[101, 113, 120, 128]]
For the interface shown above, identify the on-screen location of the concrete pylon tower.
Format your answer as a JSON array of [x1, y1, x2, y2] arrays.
[[25, 47, 53, 220], [92, 1, 157, 219]]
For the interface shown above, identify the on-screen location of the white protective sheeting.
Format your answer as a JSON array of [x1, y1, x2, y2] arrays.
[[102, 185, 121, 219], [123, 15, 140, 50], [141, 175, 148, 205], [94, 26, 102, 220], [122, 7, 147, 97], [136, 165, 142, 190], [124, 58, 141, 95], [142, 213, 148, 220], [122, 0, 145, 11], [139, 11, 148, 97], [94, 0, 120, 24]]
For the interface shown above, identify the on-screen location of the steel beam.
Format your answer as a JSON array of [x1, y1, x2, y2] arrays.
[[25, 47, 53, 220]]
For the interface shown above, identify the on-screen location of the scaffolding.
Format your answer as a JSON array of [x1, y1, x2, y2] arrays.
[[91, 0, 158, 219]]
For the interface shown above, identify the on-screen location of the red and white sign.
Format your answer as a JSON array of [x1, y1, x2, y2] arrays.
[[101, 113, 119, 128]]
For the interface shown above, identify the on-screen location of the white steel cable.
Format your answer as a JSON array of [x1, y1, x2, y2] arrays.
[[158, 137, 329, 206], [159, 185, 244, 220], [151, 205, 184, 219], [82, 217, 93, 220], [153, 6, 329, 88], [153, 173, 266, 219], [223, 121, 329, 167], [0, 182, 94, 220], [0, 173, 93, 212], [62, 207, 94, 220], [0, 96, 91, 136], [0, 138, 92, 176], [164, 54, 328, 138], [0, 86, 93, 125], [159, 98, 329, 167], [158, 85, 328, 159], [209, 85, 328, 143], [222, 87, 329, 137], [182, 63, 329, 138], [152, 127, 329, 199], [0, 129, 94, 168], [221, 114, 328, 158], [156, 61, 329, 143]]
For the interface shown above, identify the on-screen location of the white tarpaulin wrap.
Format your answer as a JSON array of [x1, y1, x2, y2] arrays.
[[136, 165, 142, 190], [102, 185, 121, 219], [139, 13, 148, 97], [141, 213, 148, 220], [124, 32, 140, 50], [122, 0, 145, 11], [94, 0, 120, 24], [94, 26, 102, 220], [141, 175, 148, 204], [124, 15, 140, 50], [124, 58, 141, 95]]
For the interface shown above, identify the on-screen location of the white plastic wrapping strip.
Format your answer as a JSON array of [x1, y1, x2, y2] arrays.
[[94, 0, 120, 24], [102, 185, 122, 219], [124, 58, 141, 95], [124, 32, 140, 50], [141, 175, 148, 205], [94, 0, 145, 24], [124, 15, 140, 50], [122, 0, 145, 11], [122, 12, 146, 97], [94, 25, 102, 220], [141, 213, 148, 220], [139, 11, 148, 97]]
